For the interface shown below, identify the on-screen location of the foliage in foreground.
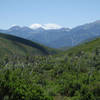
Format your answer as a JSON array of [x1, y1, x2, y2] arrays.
[[0, 47, 100, 100]]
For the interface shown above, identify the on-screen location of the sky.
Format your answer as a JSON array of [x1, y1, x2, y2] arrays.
[[0, 0, 100, 29]]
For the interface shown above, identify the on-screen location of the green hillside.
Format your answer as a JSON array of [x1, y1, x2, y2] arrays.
[[59, 38, 100, 58], [69, 38, 100, 52], [0, 35, 100, 100], [0, 33, 56, 57]]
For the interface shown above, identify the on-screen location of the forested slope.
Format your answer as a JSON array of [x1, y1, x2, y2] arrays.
[[0, 33, 57, 56], [0, 36, 100, 100]]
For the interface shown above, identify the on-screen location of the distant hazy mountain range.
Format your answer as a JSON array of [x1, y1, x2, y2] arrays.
[[0, 20, 100, 48]]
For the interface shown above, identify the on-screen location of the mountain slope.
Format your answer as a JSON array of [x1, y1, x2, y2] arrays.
[[61, 37, 100, 57], [0, 33, 56, 57], [50, 20, 100, 48], [0, 33, 100, 100]]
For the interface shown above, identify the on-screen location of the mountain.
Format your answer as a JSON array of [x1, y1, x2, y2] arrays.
[[0, 20, 100, 48], [49, 20, 100, 48], [0, 33, 56, 57], [0, 26, 70, 47]]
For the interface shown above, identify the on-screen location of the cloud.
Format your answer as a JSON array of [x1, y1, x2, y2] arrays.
[[43, 24, 62, 29], [11, 24, 17, 27], [29, 23, 62, 30], [29, 24, 42, 29]]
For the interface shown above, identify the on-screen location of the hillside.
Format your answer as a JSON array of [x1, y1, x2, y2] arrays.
[[0, 33, 56, 57], [55, 38, 100, 60], [63, 37, 100, 56], [0, 36, 100, 100]]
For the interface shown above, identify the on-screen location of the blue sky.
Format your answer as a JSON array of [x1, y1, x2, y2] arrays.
[[0, 0, 100, 29]]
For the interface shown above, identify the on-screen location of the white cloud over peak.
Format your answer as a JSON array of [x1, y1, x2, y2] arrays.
[[43, 24, 62, 29], [11, 24, 17, 27], [29, 24, 42, 29], [29, 23, 62, 30]]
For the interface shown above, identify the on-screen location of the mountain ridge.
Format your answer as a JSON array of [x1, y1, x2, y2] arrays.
[[0, 20, 100, 48]]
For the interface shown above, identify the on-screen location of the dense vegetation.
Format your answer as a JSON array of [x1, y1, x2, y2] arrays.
[[0, 35, 100, 100]]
